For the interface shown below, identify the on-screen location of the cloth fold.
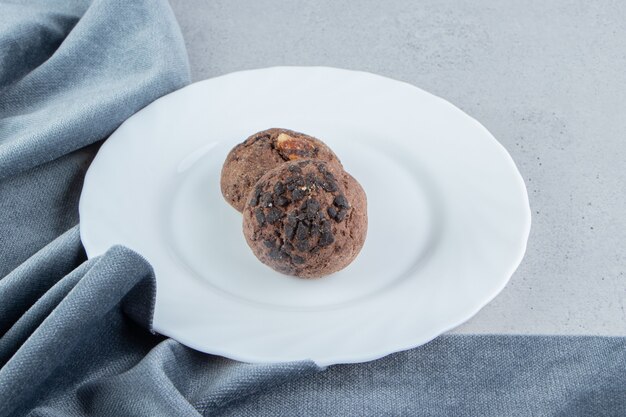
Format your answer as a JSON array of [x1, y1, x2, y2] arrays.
[[0, 0, 189, 179], [1, 0, 624, 416], [0, 230, 318, 416]]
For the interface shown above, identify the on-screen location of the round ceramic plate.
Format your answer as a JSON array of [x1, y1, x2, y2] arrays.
[[80, 67, 530, 366]]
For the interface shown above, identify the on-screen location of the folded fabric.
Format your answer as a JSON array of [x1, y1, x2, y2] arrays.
[[0, 0, 189, 274], [0, 228, 317, 416], [1, 1, 624, 416], [0, 0, 189, 179]]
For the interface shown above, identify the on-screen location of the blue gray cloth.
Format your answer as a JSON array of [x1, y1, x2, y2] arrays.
[[0, 0, 624, 416]]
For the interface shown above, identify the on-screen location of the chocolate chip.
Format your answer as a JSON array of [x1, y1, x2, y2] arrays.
[[296, 240, 309, 252], [327, 205, 347, 222], [333, 195, 349, 208], [266, 207, 284, 224], [249, 186, 262, 207], [319, 230, 334, 247], [274, 181, 285, 195], [319, 176, 337, 192], [292, 255, 305, 264], [316, 217, 335, 246], [292, 188, 305, 201], [285, 212, 298, 232], [296, 222, 309, 241], [285, 177, 297, 191], [263, 239, 275, 248], [310, 223, 320, 238], [275, 195, 290, 206], [285, 224, 295, 240], [306, 173, 317, 188], [255, 208, 266, 226], [323, 183, 336, 192], [287, 176, 305, 193], [288, 165, 302, 174], [260, 192, 273, 207], [269, 247, 286, 259], [305, 199, 320, 220]]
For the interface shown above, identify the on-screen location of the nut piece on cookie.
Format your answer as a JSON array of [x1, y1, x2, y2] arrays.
[[242, 160, 367, 278], [220, 128, 341, 212], [275, 132, 318, 160]]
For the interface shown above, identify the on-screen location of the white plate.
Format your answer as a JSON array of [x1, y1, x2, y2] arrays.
[[80, 67, 531, 366]]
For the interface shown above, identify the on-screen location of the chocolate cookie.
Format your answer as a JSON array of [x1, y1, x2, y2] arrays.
[[221, 128, 341, 211], [242, 160, 367, 278]]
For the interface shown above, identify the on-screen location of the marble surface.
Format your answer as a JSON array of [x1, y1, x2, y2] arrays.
[[168, 0, 626, 335]]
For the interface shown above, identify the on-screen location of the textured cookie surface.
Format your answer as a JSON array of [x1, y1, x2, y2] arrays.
[[242, 160, 367, 278], [221, 128, 341, 211]]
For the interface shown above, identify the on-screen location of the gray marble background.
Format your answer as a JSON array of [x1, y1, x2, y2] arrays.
[[168, 0, 626, 335]]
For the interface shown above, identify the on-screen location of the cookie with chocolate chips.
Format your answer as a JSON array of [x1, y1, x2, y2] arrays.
[[242, 160, 367, 278], [220, 128, 341, 211]]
